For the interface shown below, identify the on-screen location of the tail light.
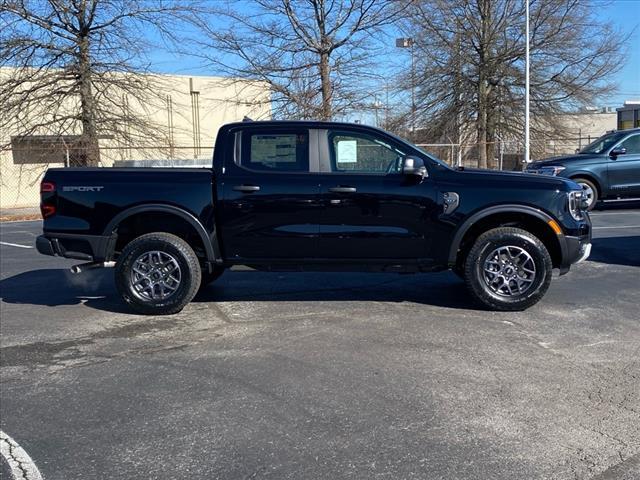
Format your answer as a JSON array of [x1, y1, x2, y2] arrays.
[[40, 180, 56, 218], [41, 181, 55, 193], [40, 204, 56, 218]]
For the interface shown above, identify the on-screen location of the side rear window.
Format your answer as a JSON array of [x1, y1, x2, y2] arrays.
[[239, 130, 309, 172], [619, 134, 640, 154]]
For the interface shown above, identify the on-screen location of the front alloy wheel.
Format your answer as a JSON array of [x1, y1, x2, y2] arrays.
[[464, 227, 552, 311], [482, 245, 536, 297]]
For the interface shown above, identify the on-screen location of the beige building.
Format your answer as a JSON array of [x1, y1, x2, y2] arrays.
[[1, 70, 271, 208], [540, 108, 617, 156]]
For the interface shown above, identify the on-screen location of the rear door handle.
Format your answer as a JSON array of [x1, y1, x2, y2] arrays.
[[233, 185, 260, 192], [329, 186, 357, 193]]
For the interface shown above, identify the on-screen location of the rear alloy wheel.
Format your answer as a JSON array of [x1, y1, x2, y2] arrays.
[[116, 232, 201, 315], [464, 227, 552, 311], [572, 177, 598, 211]]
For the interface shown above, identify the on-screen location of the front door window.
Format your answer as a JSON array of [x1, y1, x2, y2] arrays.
[[329, 132, 405, 174], [618, 134, 640, 154]]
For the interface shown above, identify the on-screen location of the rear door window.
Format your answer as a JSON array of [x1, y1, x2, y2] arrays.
[[239, 131, 309, 172]]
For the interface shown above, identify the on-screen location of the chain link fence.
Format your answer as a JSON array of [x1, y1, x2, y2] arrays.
[[418, 134, 598, 170]]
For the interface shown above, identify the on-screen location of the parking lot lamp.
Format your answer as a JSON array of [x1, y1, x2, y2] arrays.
[[396, 37, 416, 136], [524, 0, 530, 164]]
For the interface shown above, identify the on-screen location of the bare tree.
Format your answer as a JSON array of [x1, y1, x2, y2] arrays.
[[402, 0, 626, 168], [0, 0, 195, 166], [190, 0, 406, 121]]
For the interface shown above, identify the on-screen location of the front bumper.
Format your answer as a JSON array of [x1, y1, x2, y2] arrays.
[[36, 233, 116, 261], [558, 233, 591, 274]]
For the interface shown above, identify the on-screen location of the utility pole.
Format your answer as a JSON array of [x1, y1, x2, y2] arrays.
[[456, 31, 463, 168], [411, 40, 416, 136], [524, 0, 530, 165], [396, 37, 416, 137]]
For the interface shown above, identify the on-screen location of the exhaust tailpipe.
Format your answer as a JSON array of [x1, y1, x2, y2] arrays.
[[70, 261, 116, 274]]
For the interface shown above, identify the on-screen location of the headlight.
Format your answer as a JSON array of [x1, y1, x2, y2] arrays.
[[567, 190, 585, 221], [538, 166, 566, 176]]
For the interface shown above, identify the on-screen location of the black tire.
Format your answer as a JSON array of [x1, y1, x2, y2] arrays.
[[572, 177, 598, 211], [463, 227, 552, 311], [199, 267, 225, 291], [115, 232, 201, 315]]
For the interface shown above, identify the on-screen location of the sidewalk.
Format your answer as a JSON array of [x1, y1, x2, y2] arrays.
[[0, 207, 41, 222]]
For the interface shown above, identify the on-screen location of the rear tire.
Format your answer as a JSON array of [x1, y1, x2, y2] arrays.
[[572, 177, 598, 211], [116, 232, 201, 315], [463, 227, 552, 311]]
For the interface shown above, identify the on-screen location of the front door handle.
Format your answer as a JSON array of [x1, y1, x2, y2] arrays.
[[233, 185, 260, 192], [329, 186, 357, 193]]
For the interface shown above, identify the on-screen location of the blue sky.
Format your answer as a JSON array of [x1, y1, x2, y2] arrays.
[[597, 0, 640, 106], [149, 0, 640, 110]]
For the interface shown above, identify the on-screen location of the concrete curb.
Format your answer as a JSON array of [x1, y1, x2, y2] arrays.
[[0, 208, 40, 223]]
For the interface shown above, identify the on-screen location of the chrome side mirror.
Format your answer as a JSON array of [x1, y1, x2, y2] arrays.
[[402, 156, 428, 179]]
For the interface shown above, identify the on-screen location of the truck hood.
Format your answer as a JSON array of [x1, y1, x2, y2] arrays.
[[450, 167, 578, 191], [527, 153, 602, 169]]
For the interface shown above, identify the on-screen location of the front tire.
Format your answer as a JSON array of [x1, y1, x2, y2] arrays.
[[463, 227, 552, 311], [116, 232, 201, 315]]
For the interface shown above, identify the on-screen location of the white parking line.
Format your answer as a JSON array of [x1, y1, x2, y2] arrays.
[[2, 231, 38, 236], [590, 211, 640, 216], [592, 226, 640, 230], [0, 242, 33, 249], [0, 430, 44, 480]]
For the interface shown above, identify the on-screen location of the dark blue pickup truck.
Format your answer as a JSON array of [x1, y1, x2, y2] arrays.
[[526, 128, 640, 209], [37, 121, 591, 314]]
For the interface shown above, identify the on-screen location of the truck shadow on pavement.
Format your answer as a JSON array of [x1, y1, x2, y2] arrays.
[[589, 235, 640, 267], [0, 235, 637, 314], [0, 268, 479, 313], [0, 268, 129, 313], [194, 271, 479, 310]]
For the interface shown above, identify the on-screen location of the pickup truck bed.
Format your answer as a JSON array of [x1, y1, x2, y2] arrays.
[[39, 167, 219, 263]]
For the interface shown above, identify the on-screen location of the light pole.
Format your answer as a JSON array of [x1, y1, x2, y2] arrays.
[[396, 37, 416, 135], [524, 0, 530, 165]]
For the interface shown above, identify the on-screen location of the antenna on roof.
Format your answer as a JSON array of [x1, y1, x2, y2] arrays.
[[242, 116, 253, 122]]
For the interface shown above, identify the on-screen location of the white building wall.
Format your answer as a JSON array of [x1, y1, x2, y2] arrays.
[[0, 70, 271, 208]]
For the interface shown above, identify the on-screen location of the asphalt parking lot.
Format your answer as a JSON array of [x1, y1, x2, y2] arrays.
[[1, 208, 639, 480]]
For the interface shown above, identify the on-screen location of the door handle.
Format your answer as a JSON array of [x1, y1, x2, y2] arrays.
[[233, 185, 260, 192], [329, 186, 357, 193]]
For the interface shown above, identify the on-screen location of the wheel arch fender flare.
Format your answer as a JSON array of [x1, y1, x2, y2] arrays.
[[447, 204, 563, 265], [103, 204, 219, 262]]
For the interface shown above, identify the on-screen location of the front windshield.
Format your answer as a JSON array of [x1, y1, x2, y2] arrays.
[[579, 132, 627, 154]]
